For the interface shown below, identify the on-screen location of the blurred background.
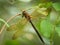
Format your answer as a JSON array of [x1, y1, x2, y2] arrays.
[[0, 0, 60, 45]]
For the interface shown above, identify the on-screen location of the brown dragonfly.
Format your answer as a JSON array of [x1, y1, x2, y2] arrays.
[[7, 6, 51, 44], [21, 10, 45, 44]]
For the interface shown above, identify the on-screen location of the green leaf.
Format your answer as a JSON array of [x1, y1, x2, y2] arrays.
[[55, 26, 60, 36], [0, 18, 9, 27], [49, 9, 59, 24], [38, 2, 52, 8], [53, 3, 60, 11], [5, 40, 20, 45], [55, 23, 60, 37], [40, 20, 54, 38]]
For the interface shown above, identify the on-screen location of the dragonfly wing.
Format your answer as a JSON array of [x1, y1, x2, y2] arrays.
[[7, 18, 28, 31], [12, 30, 26, 39], [30, 7, 51, 23]]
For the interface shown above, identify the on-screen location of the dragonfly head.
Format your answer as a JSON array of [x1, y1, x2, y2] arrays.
[[22, 10, 27, 17], [22, 10, 31, 20]]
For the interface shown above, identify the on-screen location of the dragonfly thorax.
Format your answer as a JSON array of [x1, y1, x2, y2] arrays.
[[22, 11, 31, 21]]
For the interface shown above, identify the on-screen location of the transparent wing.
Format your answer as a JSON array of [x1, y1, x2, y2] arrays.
[[12, 30, 26, 39], [7, 17, 28, 31], [7, 17, 29, 39]]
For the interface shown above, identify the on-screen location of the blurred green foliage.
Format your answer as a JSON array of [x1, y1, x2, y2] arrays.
[[0, 0, 60, 45], [5, 40, 20, 45], [0, 18, 9, 27]]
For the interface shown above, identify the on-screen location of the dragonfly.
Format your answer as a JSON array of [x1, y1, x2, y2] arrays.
[[7, 6, 51, 44], [21, 10, 45, 44]]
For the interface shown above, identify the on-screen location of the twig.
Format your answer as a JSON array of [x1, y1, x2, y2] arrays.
[[0, 14, 21, 35]]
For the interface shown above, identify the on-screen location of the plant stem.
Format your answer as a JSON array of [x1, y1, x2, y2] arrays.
[[50, 25, 55, 45], [0, 14, 20, 35]]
